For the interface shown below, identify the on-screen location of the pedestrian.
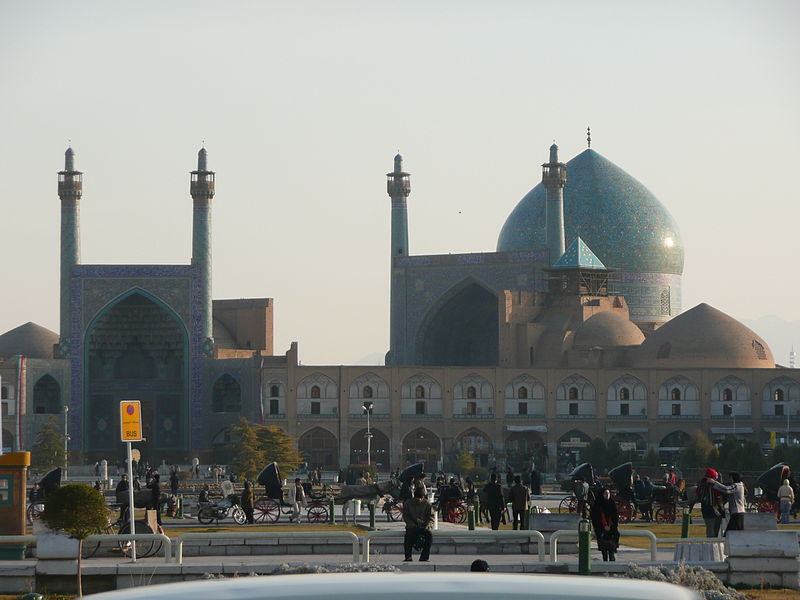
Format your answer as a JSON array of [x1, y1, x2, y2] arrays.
[[530, 468, 542, 496], [94, 480, 102, 491], [484, 472, 505, 530], [147, 473, 162, 525], [402, 486, 433, 562], [28, 482, 41, 505], [778, 478, 795, 525], [116, 474, 129, 495], [590, 487, 619, 562], [241, 480, 255, 524], [289, 477, 305, 523], [414, 474, 428, 498], [506, 467, 514, 488], [132, 476, 141, 491], [199, 484, 210, 504], [470, 559, 489, 572], [94, 461, 100, 477], [715, 472, 746, 535], [170, 470, 179, 496], [574, 475, 590, 519], [509, 475, 530, 530], [696, 468, 723, 537], [357, 472, 367, 486]]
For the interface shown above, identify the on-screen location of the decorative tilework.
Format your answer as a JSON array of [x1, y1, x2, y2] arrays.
[[552, 237, 607, 270]]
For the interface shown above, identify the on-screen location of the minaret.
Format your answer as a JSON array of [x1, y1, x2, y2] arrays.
[[386, 154, 411, 365], [57, 147, 82, 357], [387, 153, 411, 257], [190, 147, 215, 356], [791, 346, 797, 369], [542, 143, 567, 265]]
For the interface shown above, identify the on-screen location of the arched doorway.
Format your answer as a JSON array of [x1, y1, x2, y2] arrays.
[[659, 430, 690, 465], [455, 428, 493, 468], [418, 281, 499, 366], [402, 428, 440, 470], [85, 291, 188, 458], [33, 375, 61, 414], [505, 429, 546, 470], [557, 429, 591, 472], [349, 428, 390, 470], [299, 427, 338, 469]]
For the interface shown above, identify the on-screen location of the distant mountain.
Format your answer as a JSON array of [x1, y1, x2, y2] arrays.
[[353, 351, 387, 366], [741, 316, 800, 367]]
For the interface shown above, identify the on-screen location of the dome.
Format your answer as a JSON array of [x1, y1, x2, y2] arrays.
[[635, 303, 774, 368], [0, 322, 58, 360], [497, 149, 684, 275], [573, 312, 645, 349]]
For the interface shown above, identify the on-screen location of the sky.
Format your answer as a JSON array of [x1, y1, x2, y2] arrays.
[[0, 1, 798, 365]]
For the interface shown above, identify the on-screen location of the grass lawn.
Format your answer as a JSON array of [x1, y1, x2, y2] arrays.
[[745, 591, 800, 599]]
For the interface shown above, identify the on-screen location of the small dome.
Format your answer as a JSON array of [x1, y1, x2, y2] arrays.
[[0, 322, 58, 360], [573, 312, 645, 349], [635, 303, 775, 368]]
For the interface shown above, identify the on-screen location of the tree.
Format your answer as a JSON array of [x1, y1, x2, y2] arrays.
[[716, 435, 739, 471], [31, 417, 66, 473], [41, 484, 109, 597], [453, 450, 475, 475], [229, 418, 266, 481], [680, 430, 715, 470], [258, 425, 303, 475], [605, 441, 627, 469]]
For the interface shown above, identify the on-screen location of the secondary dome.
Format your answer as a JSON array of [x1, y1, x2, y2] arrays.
[[573, 312, 645, 349], [0, 322, 58, 360], [635, 303, 774, 368], [497, 149, 684, 275]]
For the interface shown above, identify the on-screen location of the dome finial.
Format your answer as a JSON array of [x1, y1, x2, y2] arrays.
[[549, 141, 559, 163], [394, 152, 403, 173], [197, 146, 208, 171], [65, 145, 75, 171], [587, 126, 591, 148]]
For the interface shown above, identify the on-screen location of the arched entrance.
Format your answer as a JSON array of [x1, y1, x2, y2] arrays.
[[455, 428, 493, 468], [659, 430, 690, 465], [349, 428, 390, 469], [418, 281, 499, 366], [33, 375, 61, 414], [299, 427, 338, 469], [557, 429, 591, 472], [505, 429, 546, 471], [85, 290, 188, 458], [402, 428, 441, 469]]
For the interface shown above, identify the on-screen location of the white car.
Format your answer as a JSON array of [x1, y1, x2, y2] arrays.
[[87, 572, 700, 599]]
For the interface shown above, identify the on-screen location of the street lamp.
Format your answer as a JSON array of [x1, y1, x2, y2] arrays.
[[362, 401, 374, 466], [723, 402, 736, 440], [63, 404, 70, 480]]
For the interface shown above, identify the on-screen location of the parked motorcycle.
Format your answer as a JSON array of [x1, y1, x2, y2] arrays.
[[197, 494, 247, 525]]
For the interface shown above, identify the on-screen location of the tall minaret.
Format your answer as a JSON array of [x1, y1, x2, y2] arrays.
[[57, 147, 82, 357], [386, 153, 411, 365], [542, 143, 567, 265], [791, 346, 797, 369], [190, 147, 215, 356]]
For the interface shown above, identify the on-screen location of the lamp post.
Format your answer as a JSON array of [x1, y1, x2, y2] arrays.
[[363, 401, 373, 467], [63, 404, 70, 480]]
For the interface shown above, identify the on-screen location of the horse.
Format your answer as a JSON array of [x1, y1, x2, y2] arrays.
[[339, 479, 402, 523]]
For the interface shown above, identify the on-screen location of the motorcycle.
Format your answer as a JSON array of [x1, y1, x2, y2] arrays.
[[197, 493, 247, 525]]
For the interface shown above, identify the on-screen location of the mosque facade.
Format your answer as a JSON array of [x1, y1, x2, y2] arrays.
[[0, 140, 798, 472]]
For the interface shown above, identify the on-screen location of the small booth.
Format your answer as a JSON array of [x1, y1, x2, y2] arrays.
[[0, 451, 31, 559]]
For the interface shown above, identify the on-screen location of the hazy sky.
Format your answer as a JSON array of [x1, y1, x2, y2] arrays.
[[1, 1, 798, 365]]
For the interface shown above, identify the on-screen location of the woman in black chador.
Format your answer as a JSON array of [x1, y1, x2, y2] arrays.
[[590, 487, 619, 561]]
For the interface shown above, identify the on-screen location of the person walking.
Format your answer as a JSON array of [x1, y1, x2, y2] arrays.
[[778, 478, 795, 524], [289, 477, 305, 523], [697, 468, 723, 537], [484, 472, 505, 530], [241, 480, 255, 524], [147, 473, 162, 525], [509, 475, 530, 530], [574, 475, 590, 519], [199, 484, 210, 504], [530, 468, 542, 496], [169, 470, 179, 496], [590, 487, 619, 561], [402, 487, 433, 562], [714, 472, 746, 534]]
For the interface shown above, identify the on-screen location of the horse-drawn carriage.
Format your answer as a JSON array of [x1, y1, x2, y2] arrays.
[[747, 463, 790, 515], [253, 462, 330, 523], [26, 467, 61, 523]]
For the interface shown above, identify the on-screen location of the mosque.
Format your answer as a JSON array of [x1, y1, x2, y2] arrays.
[[0, 137, 798, 472]]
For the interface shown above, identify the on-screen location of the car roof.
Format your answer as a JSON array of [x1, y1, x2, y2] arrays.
[[86, 572, 700, 600]]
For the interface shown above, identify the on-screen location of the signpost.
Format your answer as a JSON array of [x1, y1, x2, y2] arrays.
[[120, 401, 142, 562]]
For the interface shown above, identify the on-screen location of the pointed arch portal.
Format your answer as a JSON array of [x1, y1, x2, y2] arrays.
[[418, 281, 499, 366]]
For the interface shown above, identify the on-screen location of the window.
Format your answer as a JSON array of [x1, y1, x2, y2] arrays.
[[270, 384, 280, 397], [363, 386, 373, 399], [467, 386, 477, 400], [619, 387, 630, 401], [518, 402, 528, 415], [671, 403, 681, 416], [517, 387, 528, 399], [415, 401, 426, 415], [415, 385, 425, 399], [467, 401, 477, 415], [722, 389, 733, 403], [0, 387, 7, 400], [775, 389, 785, 402], [33, 375, 61, 414], [671, 388, 681, 401], [569, 403, 578, 416], [1, 402, 8, 417], [311, 401, 321, 415], [620, 403, 630, 416], [212, 374, 241, 413], [310, 385, 321, 399], [269, 398, 279, 415], [775, 404, 785, 417], [568, 387, 579, 401], [723, 404, 733, 416]]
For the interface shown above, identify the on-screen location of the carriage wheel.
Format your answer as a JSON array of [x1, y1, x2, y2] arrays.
[[27, 502, 44, 524], [254, 497, 280, 524], [616, 500, 633, 524], [558, 496, 577, 514], [655, 506, 676, 524], [118, 520, 158, 558], [306, 503, 329, 523], [451, 503, 467, 524], [389, 501, 404, 522]]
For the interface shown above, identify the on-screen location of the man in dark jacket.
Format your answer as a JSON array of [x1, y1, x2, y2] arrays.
[[509, 475, 530, 530], [147, 473, 162, 525], [530, 468, 542, 496], [484, 472, 505, 530], [403, 487, 433, 562]]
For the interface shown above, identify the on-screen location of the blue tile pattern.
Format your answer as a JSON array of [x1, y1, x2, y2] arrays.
[[552, 237, 607, 270]]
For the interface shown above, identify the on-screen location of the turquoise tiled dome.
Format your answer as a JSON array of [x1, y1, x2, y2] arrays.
[[497, 149, 684, 274]]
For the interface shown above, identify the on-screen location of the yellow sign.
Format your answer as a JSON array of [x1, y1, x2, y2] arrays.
[[120, 401, 142, 442], [770, 430, 777, 449]]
